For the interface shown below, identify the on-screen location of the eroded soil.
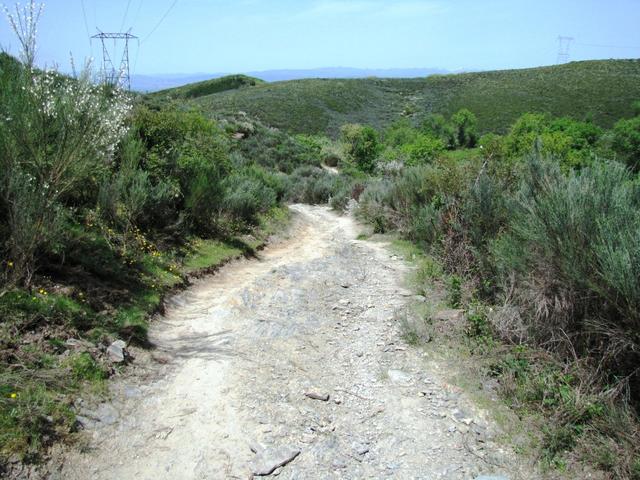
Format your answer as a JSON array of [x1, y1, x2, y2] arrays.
[[51, 205, 532, 479]]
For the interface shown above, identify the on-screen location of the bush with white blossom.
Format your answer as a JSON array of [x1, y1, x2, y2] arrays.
[[0, 1, 132, 285]]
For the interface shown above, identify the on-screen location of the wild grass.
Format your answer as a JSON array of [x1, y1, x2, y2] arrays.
[[182, 239, 243, 273]]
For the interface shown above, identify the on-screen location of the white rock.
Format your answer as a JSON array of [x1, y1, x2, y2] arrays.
[[107, 340, 127, 363]]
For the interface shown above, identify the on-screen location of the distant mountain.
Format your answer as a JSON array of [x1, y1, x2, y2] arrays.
[[131, 67, 450, 92]]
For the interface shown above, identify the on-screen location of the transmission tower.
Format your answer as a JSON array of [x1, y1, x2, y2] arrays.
[[556, 36, 574, 64], [91, 31, 138, 90]]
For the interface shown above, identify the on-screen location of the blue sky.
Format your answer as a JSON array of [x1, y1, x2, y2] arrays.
[[1, 0, 639, 75]]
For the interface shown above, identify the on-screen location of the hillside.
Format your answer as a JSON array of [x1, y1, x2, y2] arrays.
[[179, 59, 640, 136], [147, 74, 264, 101]]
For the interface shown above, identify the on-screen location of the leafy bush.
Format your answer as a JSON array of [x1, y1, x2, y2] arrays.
[[224, 115, 320, 173], [222, 174, 277, 225], [357, 179, 394, 233], [420, 113, 456, 149], [0, 9, 130, 286], [612, 115, 640, 170], [478, 133, 505, 160], [384, 118, 420, 147], [284, 166, 348, 205], [403, 134, 445, 166], [340, 123, 381, 173], [451, 108, 478, 148], [502, 113, 604, 170], [491, 157, 640, 391]]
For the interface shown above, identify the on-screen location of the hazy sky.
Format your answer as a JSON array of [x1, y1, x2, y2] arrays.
[[1, 0, 639, 75]]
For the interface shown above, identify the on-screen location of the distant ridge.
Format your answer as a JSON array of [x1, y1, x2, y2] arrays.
[[246, 67, 450, 82], [131, 67, 450, 92], [154, 59, 640, 136]]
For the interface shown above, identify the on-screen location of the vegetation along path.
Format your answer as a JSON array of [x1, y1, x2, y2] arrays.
[[52, 205, 530, 479]]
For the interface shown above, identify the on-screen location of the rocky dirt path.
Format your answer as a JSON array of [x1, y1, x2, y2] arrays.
[[52, 205, 530, 479]]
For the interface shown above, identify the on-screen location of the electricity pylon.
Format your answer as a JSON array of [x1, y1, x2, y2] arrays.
[[557, 36, 574, 64], [91, 31, 137, 90]]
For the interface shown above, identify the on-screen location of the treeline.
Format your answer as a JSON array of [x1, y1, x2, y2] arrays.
[[311, 106, 640, 477]]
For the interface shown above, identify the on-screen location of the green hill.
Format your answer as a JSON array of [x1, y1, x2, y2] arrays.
[[179, 60, 640, 136], [148, 74, 264, 101]]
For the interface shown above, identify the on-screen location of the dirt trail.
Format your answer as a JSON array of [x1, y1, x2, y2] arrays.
[[53, 205, 530, 479]]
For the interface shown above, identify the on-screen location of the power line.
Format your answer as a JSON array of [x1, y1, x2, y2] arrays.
[[119, 0, 133, 33], [92, 0, 97, 30], [129, 0, 144, 81], [131, 0, 144, 27], [141, 0, 178, 44], [80, 0, 91, 41], [131, 39, 141, 82]]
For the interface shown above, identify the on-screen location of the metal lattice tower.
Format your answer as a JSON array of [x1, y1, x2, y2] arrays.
[[91, 31, 138, 89], [556, 36, 574, 64]]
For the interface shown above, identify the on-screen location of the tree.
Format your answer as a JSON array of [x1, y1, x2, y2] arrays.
[[612, 116, 640, 170], [503, 112, 549, 157], [421, 113, 456, 149], [340, 124, 381, 173], [451, 109, 478, 148], [384, 118, 418, 147], [478, 133, 505, 160], [403, 134, 445, 166]]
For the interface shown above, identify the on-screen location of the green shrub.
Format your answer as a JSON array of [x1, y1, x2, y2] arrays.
[[503, 113, 603, 170], [227, 117, 320, 173], [611, 116, 640, 170], [222, 174, 277, 225], [406, 203, 440, 246], [384, 118, 419, 147], [340, 124, 381, 173], [451, 108, 478, 148], [478, 133, 505, 160], [420, 113, 456, 149], [503, 113, 549, 157], [463, 171, 509, 252], [491, 156, 640, 395], [357, 179, 394, 233], [329, 180, 354, 211], [284, 166, 348, 205], [447, 275, 462, 308], [403, 134, 445, 166], [0, 49, 130, 285]]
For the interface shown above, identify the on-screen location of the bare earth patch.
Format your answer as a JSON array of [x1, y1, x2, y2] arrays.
[[47, 205, 534, 479]]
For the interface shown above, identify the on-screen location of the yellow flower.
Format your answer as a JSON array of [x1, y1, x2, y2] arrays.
[[10, 393, 17, 399], [7, 261, 13, 268]]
